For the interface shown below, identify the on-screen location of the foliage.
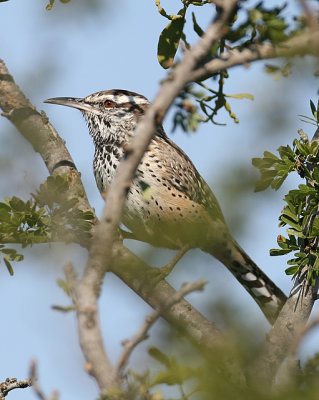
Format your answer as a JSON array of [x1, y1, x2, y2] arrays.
[[156, 0, 305, 131], [3, 2, 319, 399], [253, 100, 319, 283], [99, 327, 319, 400], [0, 175, 94, 274], [46, 0, 71, 11]]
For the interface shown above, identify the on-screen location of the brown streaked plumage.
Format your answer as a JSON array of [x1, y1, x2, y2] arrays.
[[45, 89, 287, 324]]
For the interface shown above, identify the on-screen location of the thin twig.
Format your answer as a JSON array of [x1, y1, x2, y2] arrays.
[[0, 378, 31, 400], [29, 360, 58, 400], [114, 279, 208, 378]]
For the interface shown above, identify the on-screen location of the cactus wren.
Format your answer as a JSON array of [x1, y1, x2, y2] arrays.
[[45, 89, 286, 323]]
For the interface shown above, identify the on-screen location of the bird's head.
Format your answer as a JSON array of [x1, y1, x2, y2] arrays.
[[45, 89, 150, 143]]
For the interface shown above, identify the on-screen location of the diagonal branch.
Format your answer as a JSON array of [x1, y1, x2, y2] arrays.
[[29, 360, 58, 400], [111, 242, 222, 349], [114, 279, 208, 380]]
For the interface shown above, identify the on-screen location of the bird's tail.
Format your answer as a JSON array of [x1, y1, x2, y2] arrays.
[[207, 240, 287, 324]]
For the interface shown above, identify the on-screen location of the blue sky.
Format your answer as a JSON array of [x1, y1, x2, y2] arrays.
[[1, 1, 319, 399]]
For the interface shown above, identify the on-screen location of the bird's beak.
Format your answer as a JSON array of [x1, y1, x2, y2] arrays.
[[44, 97, 94, 113]]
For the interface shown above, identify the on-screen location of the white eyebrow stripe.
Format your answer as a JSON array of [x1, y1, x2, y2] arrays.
[[101, 94, 149, 105]]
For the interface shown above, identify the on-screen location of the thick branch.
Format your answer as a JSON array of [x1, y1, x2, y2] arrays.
[[111, 243, 222, 349], [253, 275, 318, 385], [0, 62, 90, 213]]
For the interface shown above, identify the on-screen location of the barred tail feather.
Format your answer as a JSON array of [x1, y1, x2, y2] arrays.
[[208, 240, 287, 324]]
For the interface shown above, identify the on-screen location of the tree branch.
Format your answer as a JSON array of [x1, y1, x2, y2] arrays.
[[64, 263, 115, 390], [0, 378, 31, 400], [0, 61, 90, 214], [253, 270, 318, 386], [190, 29, 319, 82], [111, 242, 223, 349], [114, 279, 208, 380], [29, 360, 58, 400]]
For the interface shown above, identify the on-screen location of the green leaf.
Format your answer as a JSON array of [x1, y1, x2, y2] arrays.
[[254, 177, 273, 192], [51, 304, 75, 312], [9, 197, 26, 212], [271, 174, 288, 190], [277, 145, 294, 161], [191, 12, 204, 37], [310, 99, 316, 117], [270, 248, 292, 256], [280, 216, 301, 231], [263, 150, 280, 160], [3, 258, 14, 275], [148, 347, 171, 367], [226, 93, 254, 101], [294, 140, 310, 156], [285, 265, 299, 275], [46, 0, 55, 10], [157, 8, 186, 69], [281, 207, 299, 223], [57, 278, 72, 296], [286, 228, 306, 238], [276, 235, 289, 249], [150, 363, 194, 387], [151, 370, 179, 386]]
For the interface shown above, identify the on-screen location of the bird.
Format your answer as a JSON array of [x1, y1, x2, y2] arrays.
[[45, 89, 287, 323]]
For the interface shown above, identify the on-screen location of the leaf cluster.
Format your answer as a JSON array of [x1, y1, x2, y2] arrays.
[[253, 101, 319, 282], [100, 337, 319, 400], [0, 175, 94, 275], [156, 1, 304, 131]]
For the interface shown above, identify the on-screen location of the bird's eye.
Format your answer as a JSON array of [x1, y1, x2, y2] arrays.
[[104, 100, 116, 108]]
